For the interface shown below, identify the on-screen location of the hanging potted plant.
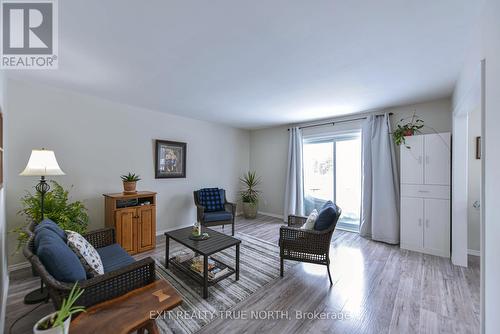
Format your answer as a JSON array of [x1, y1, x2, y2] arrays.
[[392, 113, 424, 148], [34, 284, 85, 334], [240, 171, 261, 219], [121, 172, 141, 194]]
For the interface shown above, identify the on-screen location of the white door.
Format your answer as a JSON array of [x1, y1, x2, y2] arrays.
[[400, 135, 424, 184], [401, 197, 424, 249], [424, 133, 451, 185], [424, 199, 450, 256]]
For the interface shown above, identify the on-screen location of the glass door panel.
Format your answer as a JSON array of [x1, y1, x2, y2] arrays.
[[303, 141, 333, 214], [335, 137, 361, 230]]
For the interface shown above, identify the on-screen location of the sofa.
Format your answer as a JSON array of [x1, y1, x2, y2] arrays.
[[24, 219, 156, 308]]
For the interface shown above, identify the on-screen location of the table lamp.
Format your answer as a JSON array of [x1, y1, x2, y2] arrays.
[[20, 148, 65, 304]]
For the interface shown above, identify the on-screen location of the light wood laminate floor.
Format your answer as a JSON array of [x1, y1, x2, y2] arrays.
[[4, 215, 480, 334]]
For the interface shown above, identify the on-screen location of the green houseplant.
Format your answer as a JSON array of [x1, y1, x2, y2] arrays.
[[240, 171, 261, 219], [121, 172, 141, 194], [34, 284, 85, 334], [13, 181, 89, 251], [392, 113, 424, 148]]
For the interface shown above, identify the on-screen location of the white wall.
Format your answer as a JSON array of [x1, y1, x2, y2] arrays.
[[452, 112, 468, 266], [248, 125, 288, 217], [0, 72, 8, 332], [250, 98, 452, 218], [481, 2, 500, 332], [467, 107, 481, 253], [453, 0, 500, 332], [6, 79, 250, 266]]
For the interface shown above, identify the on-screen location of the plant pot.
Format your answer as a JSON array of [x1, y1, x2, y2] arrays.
[[242, 202, 258, 219], [34, 313, 71, 334], [403, 129, 415, 136], [122, 181, 137, 194]]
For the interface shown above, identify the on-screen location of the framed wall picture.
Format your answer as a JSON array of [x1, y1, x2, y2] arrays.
[[476, 136, 481, 160], [155, 140, 187, 178]]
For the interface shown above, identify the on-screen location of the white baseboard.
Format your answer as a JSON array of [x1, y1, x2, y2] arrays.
[[468, 249, 481, 256], [8, 261, 30, 273], [258, 211, 284, 220]]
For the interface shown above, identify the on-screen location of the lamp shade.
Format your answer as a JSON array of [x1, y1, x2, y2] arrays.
[[19, 149, 65, 176]]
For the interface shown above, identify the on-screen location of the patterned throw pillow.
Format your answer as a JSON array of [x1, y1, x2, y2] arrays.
[[66, 230, 104, 277], [198, 188, 224, 212], [301, 209, 319, 230]]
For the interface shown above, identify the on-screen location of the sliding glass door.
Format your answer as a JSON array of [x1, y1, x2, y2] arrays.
[[303, 132, 361, 231]]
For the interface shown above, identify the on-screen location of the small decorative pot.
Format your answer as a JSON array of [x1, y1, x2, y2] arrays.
[[123, 181, 137, 194], [242, 202, 258, 219], [403, 129, 414, 136], [33, 313, 71, 334]]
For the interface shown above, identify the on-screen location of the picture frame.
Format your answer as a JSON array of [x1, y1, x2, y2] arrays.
[[476, 136, 481, 160], [155, 140, 187, 178]]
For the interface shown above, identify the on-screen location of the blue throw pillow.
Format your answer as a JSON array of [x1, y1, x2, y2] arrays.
[[321, 200, 334, 210], [198, 188, 225, 212], [314, 204, 339, 231], [35, 228, 86, 283], [35, 218, 67, 242]]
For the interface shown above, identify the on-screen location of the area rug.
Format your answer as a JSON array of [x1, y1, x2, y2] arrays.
[[153, 232, 294, 334]]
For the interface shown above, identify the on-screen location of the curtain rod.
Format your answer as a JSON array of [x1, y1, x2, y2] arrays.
[[287, 112, 393, 131]]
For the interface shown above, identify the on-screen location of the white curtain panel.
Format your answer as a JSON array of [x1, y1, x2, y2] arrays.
[[360, 114, 400, 244], [284, 127, 305, 221]]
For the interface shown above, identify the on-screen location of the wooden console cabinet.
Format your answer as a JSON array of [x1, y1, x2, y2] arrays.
[[104, 191, 157, 254]]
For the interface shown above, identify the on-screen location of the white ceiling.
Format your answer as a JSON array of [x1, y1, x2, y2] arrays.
[[9, 0, 480, 129]]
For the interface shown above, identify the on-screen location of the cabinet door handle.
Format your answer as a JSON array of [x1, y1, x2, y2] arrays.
[[418, 190, 429, 193], [418, 218, 422, 227], [425, 219, 429, 228], [425, 156, 430, 164]]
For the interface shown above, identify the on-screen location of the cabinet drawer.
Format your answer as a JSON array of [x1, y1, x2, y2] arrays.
[[401, 184, 450, 199]]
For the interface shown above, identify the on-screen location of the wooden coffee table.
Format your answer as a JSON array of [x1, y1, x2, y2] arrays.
[[165, 227, 241, 298], [70, 280, 182, 334]]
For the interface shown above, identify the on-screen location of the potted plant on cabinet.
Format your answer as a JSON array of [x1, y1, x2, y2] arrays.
[[34, 284, 85, 334], [240, 171, 261, 219], [121, 172, 141, 194], [392, 113, 424, 148]]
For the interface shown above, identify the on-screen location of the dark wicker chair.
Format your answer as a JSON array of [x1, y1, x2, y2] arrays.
[[23, 222, 156, 309], [193, 189, 237, 236], [279, 207, 341, 285]]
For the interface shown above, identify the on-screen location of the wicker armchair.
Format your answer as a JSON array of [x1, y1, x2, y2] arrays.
[[279, 207, 341, 285], [23, 223, 156, 309], [194, 189, 237, 236]]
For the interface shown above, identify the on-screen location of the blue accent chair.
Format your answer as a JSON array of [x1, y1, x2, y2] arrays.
[[194, 188, 237, 236]]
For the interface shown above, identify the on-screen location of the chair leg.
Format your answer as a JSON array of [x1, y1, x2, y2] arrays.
[[232, 223, 234, 236], [280, 257, 284, 277], [327, 264, 333, 285]]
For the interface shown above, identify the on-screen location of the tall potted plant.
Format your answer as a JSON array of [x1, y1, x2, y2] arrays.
[[34, 284, 85, 334], [240, 171, 261, 219], [121, 172, 141, 194]]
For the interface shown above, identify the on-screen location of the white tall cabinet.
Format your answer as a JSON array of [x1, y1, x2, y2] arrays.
[[400, 133, 451, 257]]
